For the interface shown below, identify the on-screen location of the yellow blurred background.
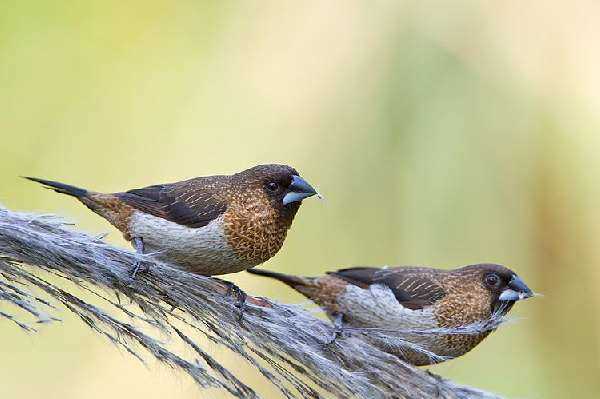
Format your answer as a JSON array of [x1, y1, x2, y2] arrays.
[[1, 1, 599, 398]]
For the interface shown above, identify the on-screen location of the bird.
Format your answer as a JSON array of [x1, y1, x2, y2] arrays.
[[25, 164, 320, 276], [247, 263, 533, 366]]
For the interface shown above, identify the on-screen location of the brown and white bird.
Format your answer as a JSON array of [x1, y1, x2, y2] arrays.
[[248, 264, 533, 365], [26, 164, 319, 276]]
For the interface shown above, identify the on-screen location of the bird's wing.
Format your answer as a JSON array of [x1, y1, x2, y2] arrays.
[[330, 267, 447, 310], [117, 179, 227, 228]]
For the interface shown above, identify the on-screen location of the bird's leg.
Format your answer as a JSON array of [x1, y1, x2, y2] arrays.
[[214, 278, 247, 322], [327, 313, 346, 345], [129, 237, 149, 280]]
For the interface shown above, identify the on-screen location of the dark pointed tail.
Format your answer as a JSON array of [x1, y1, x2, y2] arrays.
[[24, 177, 88, 198], [247, 268, 311, 288]]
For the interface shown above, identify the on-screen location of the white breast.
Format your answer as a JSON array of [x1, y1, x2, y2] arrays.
[[337, 284, 438, 331], [336, 284, 451, 362], [128, 211, 247, 275]]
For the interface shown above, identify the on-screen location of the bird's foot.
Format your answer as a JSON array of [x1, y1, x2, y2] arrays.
[[215, 278, 247, 323], [233, 292, 247, 323], [127, 236, 149, 283], [129, 260, 150, 280], [326, 313, 346, 345], [327, 329, 345, 345]]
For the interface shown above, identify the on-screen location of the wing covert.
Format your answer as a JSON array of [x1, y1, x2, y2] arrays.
[[118, 181, 227, 228], [331, 267, 447, 310]]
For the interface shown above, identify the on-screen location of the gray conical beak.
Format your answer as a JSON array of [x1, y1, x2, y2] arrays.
[[282, 175, 319, 205], [499, 275, 533, 301]]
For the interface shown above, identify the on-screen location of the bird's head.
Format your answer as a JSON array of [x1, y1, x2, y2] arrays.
[[466, 264, 533, 315], [233, 164, 320, 215]]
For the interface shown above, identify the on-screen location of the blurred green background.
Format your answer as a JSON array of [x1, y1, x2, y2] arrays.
[[1, 1, 599, 398]]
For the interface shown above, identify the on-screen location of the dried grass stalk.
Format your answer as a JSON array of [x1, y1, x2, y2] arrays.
[[0, 207, 501, 399]]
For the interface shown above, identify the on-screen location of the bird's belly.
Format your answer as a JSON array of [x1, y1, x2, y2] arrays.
[[128, 212, 249, 275], [337, 284, 459, 365]]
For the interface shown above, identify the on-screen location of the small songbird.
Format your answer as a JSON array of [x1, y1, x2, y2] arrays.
[[26, 164, 319, 276], [248, 264, 533, 365]]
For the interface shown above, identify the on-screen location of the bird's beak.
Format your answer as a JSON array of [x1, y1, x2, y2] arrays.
[[282, 175, 319, 205], [499, 275, 533, 301]]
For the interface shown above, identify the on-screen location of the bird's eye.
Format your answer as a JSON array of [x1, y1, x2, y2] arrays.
[[267, 182, 279, 192], [485, 274, 500, 287]]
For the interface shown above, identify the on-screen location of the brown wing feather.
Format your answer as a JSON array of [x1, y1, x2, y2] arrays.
[[331, 267, 447, 310], [117, 179, 227, 228]]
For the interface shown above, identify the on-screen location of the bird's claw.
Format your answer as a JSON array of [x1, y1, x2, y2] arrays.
[[327, 327, 346, 345], [128, 260, 149, 282], [229, 285, 247, 323], [235, 294, 247, 323], [326, 313, 346, 345], [127, 236, 149, 284], [217, 279, 247, 323]]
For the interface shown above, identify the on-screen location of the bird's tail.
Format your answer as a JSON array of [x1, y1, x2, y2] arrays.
[[24, 177, 88, 198], [247, 268, 314, 289], [248, 269, 337, 312]]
